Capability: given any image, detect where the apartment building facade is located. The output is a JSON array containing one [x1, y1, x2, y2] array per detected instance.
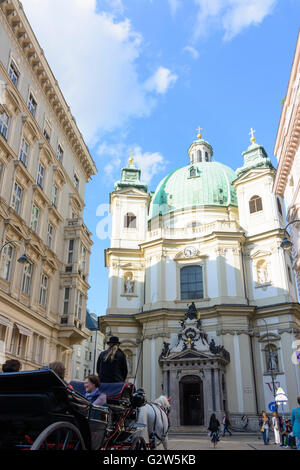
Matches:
[[0, 0, 97, 380]]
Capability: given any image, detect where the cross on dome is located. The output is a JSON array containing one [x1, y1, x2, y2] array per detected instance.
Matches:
[[249, 127, 256, 144], [196, 126, 203, 139]]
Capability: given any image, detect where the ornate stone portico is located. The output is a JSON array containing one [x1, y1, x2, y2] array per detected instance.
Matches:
[[159, 304, 230, 427]]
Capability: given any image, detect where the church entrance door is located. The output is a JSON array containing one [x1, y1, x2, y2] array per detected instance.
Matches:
[[179, 375, 204, 425]]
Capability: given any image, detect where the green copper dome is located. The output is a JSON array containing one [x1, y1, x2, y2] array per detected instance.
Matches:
[[149, 161, 238, 219]]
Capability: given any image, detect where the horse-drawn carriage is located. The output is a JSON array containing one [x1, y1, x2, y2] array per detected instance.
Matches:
[[0, 368, 148, 450]]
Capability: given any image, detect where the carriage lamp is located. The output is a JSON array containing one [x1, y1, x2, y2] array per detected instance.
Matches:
[[0, 240, 30, 265]]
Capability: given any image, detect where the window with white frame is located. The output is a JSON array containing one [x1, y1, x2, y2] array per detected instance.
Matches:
[[9, 60, 20, 87], [10, 325, 27, 357], [19, 138, 29, 167], [75, 290, 83, 320], [39, 274, 48, 308], [28, 92, 37, 117], [79, 244, 87, 272], [47, 223, 54, 249], [11, 182, 23, 214], [57, 144, 64, 162], [0, 244, 13, 281], [21, 262, 33, 296], [37, 163, 45, 189], [43, 119, 51, 142], [67, 239, 74, 264], [63, 287, 70, 315], [30, 205, 39, 232], [51, 185, 58, 207], [0, 112, 9, 140]]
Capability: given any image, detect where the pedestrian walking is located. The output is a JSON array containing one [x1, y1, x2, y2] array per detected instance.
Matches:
[[222, 413, 232, 436], [241, 414, 249, 431], [259, 411, 270, 445], [96, 336, 128, 383], [271, 411, 281, 445], [291, 396, 300, 450], [208, 413, 220, 448]]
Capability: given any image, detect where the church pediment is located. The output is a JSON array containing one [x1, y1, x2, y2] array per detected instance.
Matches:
[[234, 168, 274, 186], [164, 348, 212, 361], [113, 187, 148, 197], [251, 249, 271, 260]]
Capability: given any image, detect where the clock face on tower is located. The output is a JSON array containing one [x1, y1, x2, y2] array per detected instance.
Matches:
[[184, 246, 197, 258]]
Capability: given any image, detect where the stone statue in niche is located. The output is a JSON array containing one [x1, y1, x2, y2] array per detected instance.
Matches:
[[124, 279, 135, 294], [185, 302, 198, 320], [257, 262, 268, 284], [267, 349, 279, 372]]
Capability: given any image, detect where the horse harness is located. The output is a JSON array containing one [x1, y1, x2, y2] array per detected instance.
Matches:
[[148, 402, 170, 447]]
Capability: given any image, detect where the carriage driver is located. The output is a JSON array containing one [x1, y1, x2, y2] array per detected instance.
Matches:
[[96, 336, 128, 383]]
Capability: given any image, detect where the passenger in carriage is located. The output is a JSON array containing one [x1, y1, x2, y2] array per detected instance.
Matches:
[[96, 336, 128, 384], [84, 374, 106, 406], [2, 359, 21, 372]]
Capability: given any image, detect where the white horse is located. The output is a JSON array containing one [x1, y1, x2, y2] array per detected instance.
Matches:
[[137, 396, 170, 450]]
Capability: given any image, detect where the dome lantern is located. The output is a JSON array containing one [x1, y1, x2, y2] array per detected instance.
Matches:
[[188, 127, 213, 164]]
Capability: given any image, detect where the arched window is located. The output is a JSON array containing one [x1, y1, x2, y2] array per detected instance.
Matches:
[[124, 212, 136, 228], [190, 166, 196, 178], [249, 195, 263, 214], [197, 150, 202, 162], [277, 198, 283, 216], [265, 344, 279, 373], [180, 265, 203, 300], [205, 152, 209, 162]]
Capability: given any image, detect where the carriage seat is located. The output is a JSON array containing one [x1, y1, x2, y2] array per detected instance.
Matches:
[[69, 381, 135, 409]]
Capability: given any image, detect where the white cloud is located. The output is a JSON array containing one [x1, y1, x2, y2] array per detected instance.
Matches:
[[21, 0, 177, 143], [168, 0, 181, 17], [183, 46, 199, 60], [132, 146, 167, 184], [144, 67, 178, 94], [99, 142, 167, 185], [193, 0, 277, 41]]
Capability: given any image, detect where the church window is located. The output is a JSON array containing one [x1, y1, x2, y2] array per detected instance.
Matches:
[[124, 212, 136, 229], [180, 265, 203, 300], [205, 152, 209, 162], [277, 198, 283, 217], [190, 166, 196, 178], [249, 195, 263, 214], [197, 150, 202, 162], [265, 344, 279, 373]]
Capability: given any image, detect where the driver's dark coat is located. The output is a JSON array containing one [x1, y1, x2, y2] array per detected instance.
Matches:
[[96, 348, 128, 383]]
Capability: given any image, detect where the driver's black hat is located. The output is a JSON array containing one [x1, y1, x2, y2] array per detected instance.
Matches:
[[107, 336, 120, 345]]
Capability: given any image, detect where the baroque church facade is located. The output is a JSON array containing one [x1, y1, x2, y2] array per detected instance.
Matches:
[[99, 130, 300, 428]]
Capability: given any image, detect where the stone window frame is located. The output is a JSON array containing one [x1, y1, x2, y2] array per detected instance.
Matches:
[[11, 180, 23, 215], [39, 273, 49, 309], [124, 212, 137, 229], [43, 117, 52, 143], [19, 136, 30, 168], [175, 257, 208, 302], [0, 109, 10, 140], [249, 195, 263, 214], [8, 57, 20, 88], [0, 243, 14, 282], [27, 90, 38, 118]]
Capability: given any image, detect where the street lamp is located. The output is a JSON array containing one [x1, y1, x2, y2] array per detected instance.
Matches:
[[260, 317, 278, 413], [0, 240, 30, 265], [280, 220, 300, 251]]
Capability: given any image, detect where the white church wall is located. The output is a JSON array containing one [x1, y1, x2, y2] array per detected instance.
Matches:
[[206, 252, 219, 299], [225, 249, 237, 297], [165, 257, 177, 301]]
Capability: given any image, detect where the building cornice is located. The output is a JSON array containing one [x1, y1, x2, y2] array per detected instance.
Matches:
[[273, 32, 300, 196], [0, 0, 97, 179]]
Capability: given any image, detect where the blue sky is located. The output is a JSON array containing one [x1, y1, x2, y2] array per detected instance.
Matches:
[[22, 0, 300, 316]]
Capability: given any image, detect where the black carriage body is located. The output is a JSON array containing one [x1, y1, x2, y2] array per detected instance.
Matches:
[[0, 369, 109, 450]]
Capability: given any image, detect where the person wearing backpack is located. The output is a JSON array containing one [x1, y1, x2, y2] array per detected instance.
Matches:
[[291, 396, 300, 450]]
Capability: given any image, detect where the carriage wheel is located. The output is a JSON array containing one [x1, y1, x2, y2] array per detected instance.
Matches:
[[30, 421, 86, 450], [129, 436, 147, 450]]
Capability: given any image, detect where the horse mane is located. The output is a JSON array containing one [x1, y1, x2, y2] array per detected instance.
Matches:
[[154, 395, 170, 409]]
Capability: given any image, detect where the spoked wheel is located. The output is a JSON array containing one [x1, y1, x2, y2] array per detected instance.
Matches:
[[30, 421, 86, 450], [129, 436, 147, 450]]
